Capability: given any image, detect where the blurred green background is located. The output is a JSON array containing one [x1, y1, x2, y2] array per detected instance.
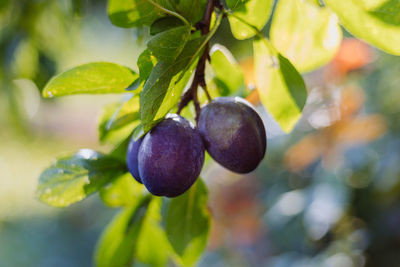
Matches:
[[1, 0, 400, 266]]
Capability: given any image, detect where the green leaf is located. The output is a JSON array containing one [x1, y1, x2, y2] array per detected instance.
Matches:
[[107, 0, 175, 28], [127, 79, 142, 91], [133, 124, 146, 141], [98, 95, 140, 142], [36, 149, 126, 207], [136, 198, 171, 267], [100, 173, 147, 207], [153, 66, 194, 120], [253, 39, 307, 132], [325, 0, 400, 55], [147, 25, 191, 62], [173, 0, 207, 24], [271, 0, 342, 73], [210, 44, 245, 93], [209, 78, 234, 97], [150, 16, 184, 35], [225, 0, 248, 10], [164, 179, 211, 266], [95, 196, 152, 267], [42, 62, 138, 98], [140, 37, 205, 132], [109, 132, 134, 161], [138, 49, 158, 82], [228, 0, 273, 40]]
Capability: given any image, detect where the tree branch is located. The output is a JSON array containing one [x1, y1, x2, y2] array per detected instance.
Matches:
[[177, 0, 219, 121]]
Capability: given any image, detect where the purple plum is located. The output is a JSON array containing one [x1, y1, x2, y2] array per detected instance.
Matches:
[[138, 114, 205, 197], [126, 136, 143, 183], [198, 97, 267, 173]]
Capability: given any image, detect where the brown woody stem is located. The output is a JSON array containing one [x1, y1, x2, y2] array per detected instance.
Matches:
[[177, 0, 218, 121]]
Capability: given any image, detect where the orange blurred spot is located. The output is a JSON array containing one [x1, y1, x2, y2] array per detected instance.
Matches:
[[240, 58, 261, 105], [335, 38, 374, 72], [245, 89, 260, 105], [285, 114, 386, 172], [284, 134, 323, 172], [239, 58, 255, 88], [326, 38, 374, 81], [333, 115, 387, 145], [285, 83, 386, 172]]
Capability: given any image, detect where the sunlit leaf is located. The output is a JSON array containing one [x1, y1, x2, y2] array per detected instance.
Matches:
[[133, 123, 146, 141], [140, 37, 204, 132], [271, 0, 342, 72], [42, 62, 138, 98], [228, 0, 273, 40], [136, 198, 172, 267], [210, 44, 245, 93], [36, 149, 126, 207], [147, 26, 191, 62], [107, 0, 175, 28], [164, 179, 211, 266], [137, 49, 158, 82], [153, 65, 194, 120], [325, 0, 400, 55], [94, 196, 151, 267], [253, 39, 307, 132], [109, 132, 133, 162], [100, 173, 147, 207], [225, 0, 248, 11], [98, 95, 140, 142]]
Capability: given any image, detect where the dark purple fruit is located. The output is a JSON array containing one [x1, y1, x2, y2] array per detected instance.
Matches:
[[198, 97, 266, 173], [138, 114, 205, 197], [126, 136, 143, 183]]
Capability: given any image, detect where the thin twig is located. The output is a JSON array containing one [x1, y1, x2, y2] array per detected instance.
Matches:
[[192, 86, 201, 121], [177, 77, 197, 114], [177, 0, 219, 120]]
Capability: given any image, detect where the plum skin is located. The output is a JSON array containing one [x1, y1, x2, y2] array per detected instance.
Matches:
[[198, 97, 267, 173], [126, 137, 143, 183], [138, 114, 205, 197]]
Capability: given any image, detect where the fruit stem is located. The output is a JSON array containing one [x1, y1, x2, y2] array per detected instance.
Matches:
[[177, 0, 219, 121]]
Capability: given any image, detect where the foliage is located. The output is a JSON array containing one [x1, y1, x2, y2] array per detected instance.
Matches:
[[42, 62, 139, 97], [32, 0, 400, 266], [165, 179, 211, 266], [36, 149, 126, 207], [0, 0, 77, 129]]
